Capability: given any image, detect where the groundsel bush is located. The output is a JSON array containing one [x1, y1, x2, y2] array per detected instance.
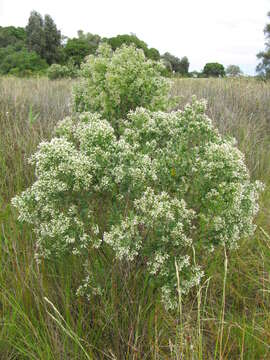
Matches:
[[72, 43, 172, 131], [12, 98, 263, 309]]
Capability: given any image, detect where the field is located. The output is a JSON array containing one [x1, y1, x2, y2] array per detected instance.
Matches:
[[1, 76, 270, 359]]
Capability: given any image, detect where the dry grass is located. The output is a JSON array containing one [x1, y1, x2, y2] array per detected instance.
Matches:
[[173, 78, 270, 179], [1, 76, 270, 359]]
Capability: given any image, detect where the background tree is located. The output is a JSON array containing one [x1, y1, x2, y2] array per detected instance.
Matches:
[[26, 10, 45, 58], [0, 25, 47, 76], [0, 48, 47, 75], [43, 14, 61, 64], [1, 10, 184, 76], [106, 34, 148, 52], [162, 52, 180, 72], [64, 30, 100, 65], [162, 57, 173, 73], [105, 34, 160, 61], [179, 56, 190, 75], [146, 47, 160, 61], [203, 62, 225, 77], [77, 30, 101, 48], [226, 64, 242, 77], [256, 11, 270, 78], [162, 52, 189, 75], [0, 26, 26, 48], [26, 11, 62, 65]]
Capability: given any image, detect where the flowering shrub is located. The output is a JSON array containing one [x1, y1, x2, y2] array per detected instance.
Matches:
[[12, 99, 263, 309], [72, 43, 172, 131]]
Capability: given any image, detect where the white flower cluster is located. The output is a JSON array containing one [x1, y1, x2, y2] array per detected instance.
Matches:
[[12, 98, 263, 308], [12, 46, 263, 309], [72, 43, 173, 131]]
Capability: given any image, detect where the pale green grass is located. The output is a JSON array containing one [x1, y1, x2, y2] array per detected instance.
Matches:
[[1, 77, 270, 359]]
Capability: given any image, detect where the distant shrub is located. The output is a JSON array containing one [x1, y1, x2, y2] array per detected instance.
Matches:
[[106, 34, 148, 53], [0, 48, 48, 76], [105, 34, 160, 61], [189, 71, 201, 78], [146, 47, 160, 61], [47, 64, 68, 79], [203, 62, 225, 77], [12, 98, 263, 309], [162, 52, 190, 75], [226, 65, 242, 77], [72, 43, 172, 130], [47, 63, 79, 80]]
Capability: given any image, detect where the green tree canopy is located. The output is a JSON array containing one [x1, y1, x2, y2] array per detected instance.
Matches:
[[0, 24, 47, 76], [162, 52, 190, 75], [146, 47, 160, 61], [0, 47, 47, 75], [26, 10, 45, 58], [106, 34, 148, 52], [26, 10, 61, 65], [179, 56, 190, 75], [203, 62, 225, 77], [63, 30, 100, 65], [43, 14, 61, 64], [105, 34, 160, 61], [64, 38, 88, 65], [0, 26, 26, 48], [77, 30, 101, 46]]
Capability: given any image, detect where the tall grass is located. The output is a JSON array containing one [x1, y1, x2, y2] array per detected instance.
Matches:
[[173, 78, 270, 179], [1, 76, 270, 359]]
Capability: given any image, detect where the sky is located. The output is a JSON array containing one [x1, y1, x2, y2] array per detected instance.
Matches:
[[0, 0, 269, 75]]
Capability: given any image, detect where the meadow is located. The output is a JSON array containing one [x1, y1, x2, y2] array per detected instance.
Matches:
[[1, 76, 270, 359]]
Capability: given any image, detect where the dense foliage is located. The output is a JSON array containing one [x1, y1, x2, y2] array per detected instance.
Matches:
[[203, 62, 225, 77], [43, 14, 62, 65], [63, 31, 101, 66], [106, 34, 160, 61], [72, 44, 172, 127], [47, 62, 79, 79], [162, 52, 190, 75], [0, 26, 26, 48], [0, 13, 60, 75], [0, 48, 47, 76], [12, 46, 263, 309], [0, 11, 190, 77], [25, 11, 45, 58], [0, 25, 47, 76], [26, 11, 61, 65]]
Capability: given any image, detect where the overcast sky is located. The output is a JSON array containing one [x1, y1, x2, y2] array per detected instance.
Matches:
[[0, 0, 269, 74]]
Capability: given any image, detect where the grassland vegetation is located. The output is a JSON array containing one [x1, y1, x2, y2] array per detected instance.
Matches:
[[0, 45, 269, 358]]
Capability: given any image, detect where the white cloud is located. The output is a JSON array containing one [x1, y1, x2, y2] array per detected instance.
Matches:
[[0, 0, 269, 74]]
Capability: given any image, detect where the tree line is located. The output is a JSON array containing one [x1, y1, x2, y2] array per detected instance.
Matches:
[[1, 9, 258, 78], [0, 10, 190, 77]]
